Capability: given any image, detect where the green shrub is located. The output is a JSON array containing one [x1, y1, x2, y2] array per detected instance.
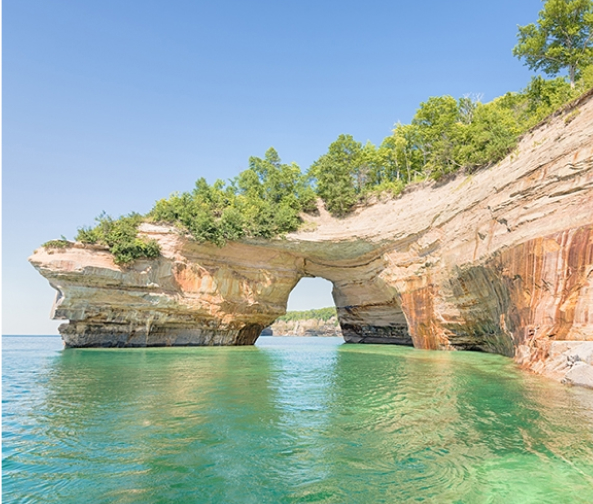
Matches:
[[372, 179, 406, 197], [42, 238, 71, 249], [149, 148, 316, 245], [76, 226, 100, 244], [75, 213, 161, 265], [309, 135, 361, 216], [457, 98, 523, 169]]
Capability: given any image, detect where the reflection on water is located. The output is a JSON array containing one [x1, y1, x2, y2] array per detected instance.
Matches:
[[327, 345, 593, 503], [3, 336, 593, 503]]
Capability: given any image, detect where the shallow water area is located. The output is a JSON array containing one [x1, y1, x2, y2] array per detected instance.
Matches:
[[3, 335, 593, 503]]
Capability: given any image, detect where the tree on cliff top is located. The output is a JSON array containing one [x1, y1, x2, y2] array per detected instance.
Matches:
[[309, 134, 361, 216], [513, 0, 593, 88], [149, 147, 316, 245]]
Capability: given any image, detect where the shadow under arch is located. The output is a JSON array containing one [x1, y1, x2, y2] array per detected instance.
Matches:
[[303, 256, 414, 346], [262, 260, 414, 346]]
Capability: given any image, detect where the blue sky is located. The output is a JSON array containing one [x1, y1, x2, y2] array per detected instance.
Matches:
[[4, 0, 543, 334]]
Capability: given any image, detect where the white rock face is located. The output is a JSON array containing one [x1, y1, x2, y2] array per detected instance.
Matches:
[[532, 341, 593, 389], [30, 91, 593, 387], [267, 317, 342, 337], [564, 362, 593, 389]]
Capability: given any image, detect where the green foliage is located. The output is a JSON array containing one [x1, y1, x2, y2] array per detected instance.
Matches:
[[411, 95, 464, 179], [309, 135, 361, 216], [76, 213, 161, 265], [308, 71, 590, 215], [513, 0, 593, 87], [524, 75, 576, 123], [457, 97, 524, 168], [42, 238, 71, 249], [371, 178, 406, 197], [278, 307, 338, 324], [579, 62, 593, 88], [150, 148, 316, 245], [381, 123, 424, 183], [67, 70, 590, 254]]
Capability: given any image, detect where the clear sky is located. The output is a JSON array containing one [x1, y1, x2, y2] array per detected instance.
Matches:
[[3, 0, 544, 334]]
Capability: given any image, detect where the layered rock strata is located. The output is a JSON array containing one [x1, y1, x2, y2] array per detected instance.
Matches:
[[265, 317, 342, 337], [30, 91, 593, 386]]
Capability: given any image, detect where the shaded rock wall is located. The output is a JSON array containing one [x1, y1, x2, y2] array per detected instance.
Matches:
[[30, 91, 593, 386]]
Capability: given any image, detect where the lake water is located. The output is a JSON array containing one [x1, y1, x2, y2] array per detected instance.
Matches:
[[3, 335, 593, 503]]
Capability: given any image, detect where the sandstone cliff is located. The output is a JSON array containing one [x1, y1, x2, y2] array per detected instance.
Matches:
[[30, 90, 593, 387], [265, 316, 342, 337]]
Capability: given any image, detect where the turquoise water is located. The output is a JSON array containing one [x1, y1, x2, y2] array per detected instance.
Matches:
[[3, 336, 593, 503]]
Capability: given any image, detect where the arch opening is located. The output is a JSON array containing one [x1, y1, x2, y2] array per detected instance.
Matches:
[[287, 277, 335, 312], [261, 276, 341, 338], [258, 264, 416, 346]]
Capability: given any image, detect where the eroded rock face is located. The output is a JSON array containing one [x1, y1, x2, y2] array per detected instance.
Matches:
[[30, 238, 304, 347], [30, 91, 593, 386]]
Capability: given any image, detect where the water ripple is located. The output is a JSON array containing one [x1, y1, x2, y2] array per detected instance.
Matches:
[[3, 336, 593, 503]]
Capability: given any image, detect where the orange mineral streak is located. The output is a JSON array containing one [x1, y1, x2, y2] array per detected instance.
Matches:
[[499, 226, 593, 347], [399, 280, 441, 350], [173, 263, 215, 295]]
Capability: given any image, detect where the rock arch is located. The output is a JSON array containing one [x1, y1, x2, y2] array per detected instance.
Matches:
[[33, 236, 419, 348], [29, 93, 593, 388]]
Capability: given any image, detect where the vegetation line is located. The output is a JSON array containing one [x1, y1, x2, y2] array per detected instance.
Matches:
[[277, 307, 338, 323]]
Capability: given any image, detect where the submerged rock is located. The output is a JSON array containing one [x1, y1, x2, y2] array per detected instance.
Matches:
[[30, 91, 593, 387]]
